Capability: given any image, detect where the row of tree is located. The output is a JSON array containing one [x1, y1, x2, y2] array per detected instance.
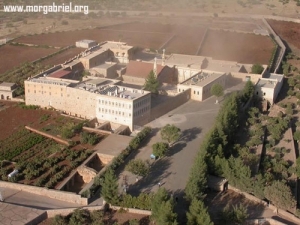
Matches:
[[184, 81, 256, 224]]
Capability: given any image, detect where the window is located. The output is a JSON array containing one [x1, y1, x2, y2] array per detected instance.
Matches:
[[197, 91, 199, 95], [194, 90, 196, 94]]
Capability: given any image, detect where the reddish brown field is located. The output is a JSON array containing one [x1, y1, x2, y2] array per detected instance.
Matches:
[[0, 45, 56, 74], [0, 101, 48, 140], [267, 19, 300, 49], [199, 29, 274, 64], [16, 26, 171, 49], [165, 26, 206, 55], [40, 47, 83, 67]]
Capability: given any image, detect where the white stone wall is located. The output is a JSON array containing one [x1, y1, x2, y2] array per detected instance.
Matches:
[[96, 95, 134, 130], [177, 67, 201, 83]]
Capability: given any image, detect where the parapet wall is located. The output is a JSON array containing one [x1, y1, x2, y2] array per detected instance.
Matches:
[[0, 181, 88, 205], [228, 185, 300, 224]]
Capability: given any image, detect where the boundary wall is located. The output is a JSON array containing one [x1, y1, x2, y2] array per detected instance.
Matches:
[[0, 181, 88, 205]]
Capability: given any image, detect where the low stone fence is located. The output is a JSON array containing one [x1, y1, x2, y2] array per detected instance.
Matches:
[[0, 181, 88, 205], [25, 125, 69, 146], [228, 185, 300, 224], [245, 218, 287, 225], [83, 126, 112, 135], [228, 185, 268, 206], [46, 205, 105, 218], [110, 205, 152, 216]]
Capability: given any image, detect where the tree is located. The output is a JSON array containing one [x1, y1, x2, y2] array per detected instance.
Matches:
[[242, 80, 254, 101], [210, 83, 224, 103], [144, 70, 159, 94], [288, 78, 296, 87], [185, 153, 207, 202], [69, 209, 91, 225], [293, 131, 300, 142], [125, 159, 150, 176], [296, 157, 300, 178], [151, 188, 178, 225], [220, 204, 248, 225], [264, 180, 296, 211], [251, 64, 264, 74], [152, 142, 169, 158], [186, 199, 213, 225], [101, 169, 119, 205], [160, 124, 181, 146]]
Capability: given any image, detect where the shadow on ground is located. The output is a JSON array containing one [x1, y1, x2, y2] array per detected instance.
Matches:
[[128, 157, 173, 195]]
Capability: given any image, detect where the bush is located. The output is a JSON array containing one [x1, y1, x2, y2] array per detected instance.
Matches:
[[251, 64, 264, 74], [152, 142, 169, 158], [80, 131, 99, 145], [129, 127, 152, 150], [125, 159, 150, 177]]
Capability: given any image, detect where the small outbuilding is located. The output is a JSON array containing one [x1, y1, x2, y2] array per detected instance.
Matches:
[[76, 40, 97, 49], [207, 175, 228, 192], [0, 82, 17, 100]]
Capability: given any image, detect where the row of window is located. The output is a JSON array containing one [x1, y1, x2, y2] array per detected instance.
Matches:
[[99, 99, 132, 108], [98, 108, 132, 117], [134, 98, 149, 108], [133, 106, 149, 117]]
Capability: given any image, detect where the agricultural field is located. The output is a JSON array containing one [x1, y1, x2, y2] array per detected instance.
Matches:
[[0, 128, 93, 189], [0, 44, 56, 74], [164, 26, 207, 55], [199, 29, 275, 64], [15, 26, 172, 49], [40, 47, 83, 67], [267, 19, 300, 50]]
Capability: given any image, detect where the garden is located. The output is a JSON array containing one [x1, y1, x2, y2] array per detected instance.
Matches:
[[0, 127, 94, 189]]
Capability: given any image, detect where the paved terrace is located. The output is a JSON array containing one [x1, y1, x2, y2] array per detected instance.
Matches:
[[181, 71, 224, 86]]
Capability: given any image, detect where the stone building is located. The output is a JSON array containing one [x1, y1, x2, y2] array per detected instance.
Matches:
[[177, 71, 226, 101], [24, 76, 151, 131], [255, 73, 284, 105], [0, 82, 17, 100], [76, 40, 97, 48], [122, 59, 176, 86]]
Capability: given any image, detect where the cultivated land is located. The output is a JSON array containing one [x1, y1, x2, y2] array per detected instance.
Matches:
[[0, 44, 56, 74], [199, 29, 275, 64], [40, 47, 83, 67], [0, 101, 99, 189], [267, 19, 300, 51]]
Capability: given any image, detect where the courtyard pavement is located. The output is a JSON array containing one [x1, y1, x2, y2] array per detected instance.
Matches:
[[117, 82, 246, 196]]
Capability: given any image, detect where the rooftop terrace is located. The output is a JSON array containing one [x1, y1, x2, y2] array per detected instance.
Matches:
[[28, 77, 72, 86], [165, 54, 205, 68], [257, 78, 278, 88], [75, 79, 148, 99], [182, 72, 225, 87]]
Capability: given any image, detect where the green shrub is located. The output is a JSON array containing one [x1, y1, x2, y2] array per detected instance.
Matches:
[[125, 159, 150, 177]]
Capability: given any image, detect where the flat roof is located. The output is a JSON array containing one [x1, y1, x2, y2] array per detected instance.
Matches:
[[257, 78, 277, 89], [0, 82, 15, 87], [28, 77, 72, 86], [100, 41, 133, 50], [181, 72, 224, 87], [269, 73, 284, 82], [85, 78, 109, 86], [202, 60, 244, 73], [75, 79, 148, 99], [165, 54, 205, 67], [80, 48, 108, 60], [93, 134, 132, 157], [93, 62, 116, 69], [77, 39, 96, 43]]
